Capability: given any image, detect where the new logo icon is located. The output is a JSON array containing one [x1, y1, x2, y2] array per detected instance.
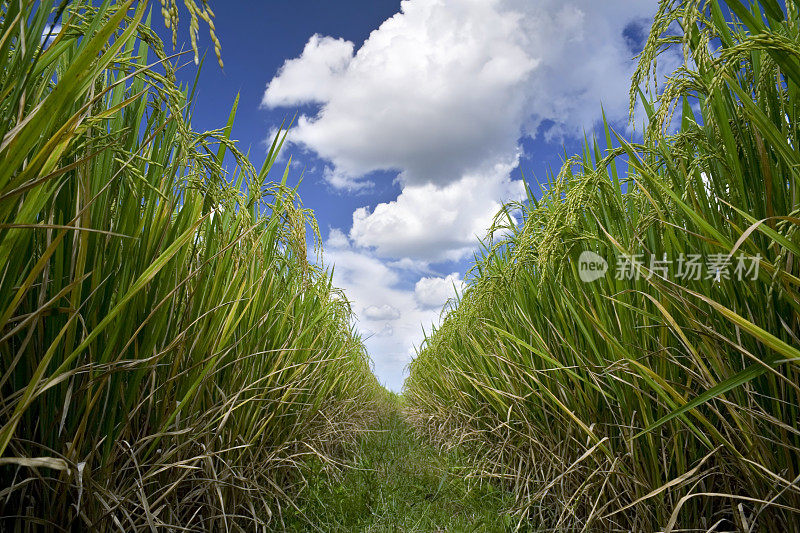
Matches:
[[578, 251, 608, 282]]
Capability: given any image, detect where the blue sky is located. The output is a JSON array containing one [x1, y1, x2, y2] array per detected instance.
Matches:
[[155, 0, 666, 391]]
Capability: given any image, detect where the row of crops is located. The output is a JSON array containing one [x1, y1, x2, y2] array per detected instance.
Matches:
[[0, 1, 384, 529], [406, 1, 800, 530]]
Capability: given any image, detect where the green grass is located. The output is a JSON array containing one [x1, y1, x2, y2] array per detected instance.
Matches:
[[283, 404, 516, 532]]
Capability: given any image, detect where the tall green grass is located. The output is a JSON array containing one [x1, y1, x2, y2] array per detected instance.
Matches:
[[407, 0, 800, 530], [0, 1, 381, 529]]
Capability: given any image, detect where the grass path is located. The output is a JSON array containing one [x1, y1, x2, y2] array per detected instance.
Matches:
[[283, 410, 516, 532]]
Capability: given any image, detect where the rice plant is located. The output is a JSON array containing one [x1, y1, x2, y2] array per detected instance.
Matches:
[[0, 1, 381, 529], [406, 0, 800, 530]]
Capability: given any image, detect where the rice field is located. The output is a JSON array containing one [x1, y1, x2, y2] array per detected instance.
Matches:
[[406, 0, 800, 530], [0, 1, 383, 529], [3, 0, 800, 531]]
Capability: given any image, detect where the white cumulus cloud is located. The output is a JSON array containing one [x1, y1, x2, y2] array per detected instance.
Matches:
[[264, 0, 658, 264], [264, 0, 658, 189], [414, 273, 465, 309], [350, 171, 524, 262], [321, 245, 444, 391], [262, 35, 354, 107], [326, 227, 351, 249], [363, 304, 402, 321]]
